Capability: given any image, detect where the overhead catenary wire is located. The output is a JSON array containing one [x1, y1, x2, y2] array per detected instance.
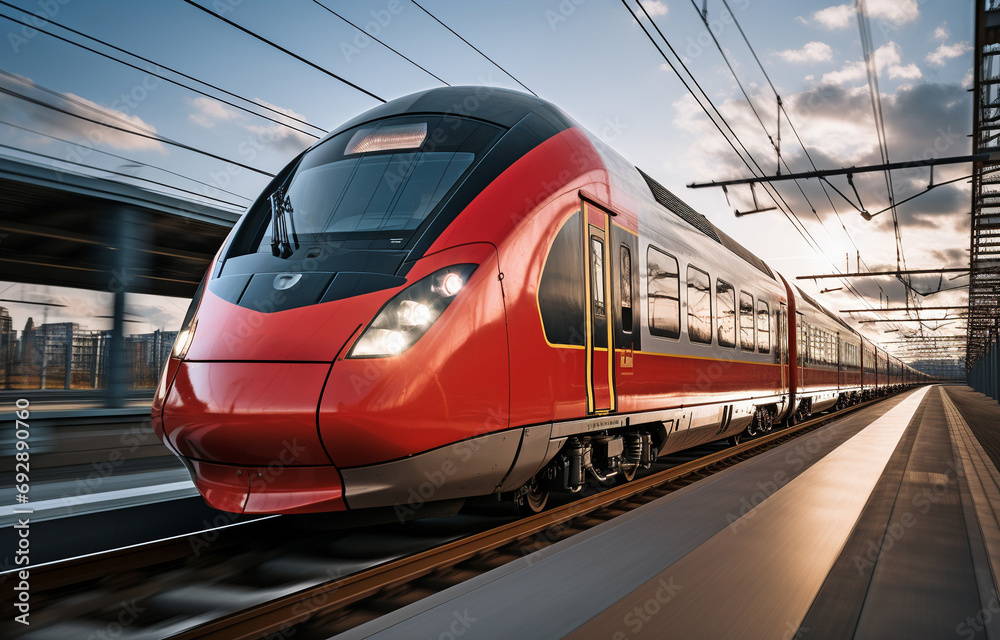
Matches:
[[181, 0, 386, 103], [0, 85, 275, 177], [410, 1, 537, 97], [0, 119, 253, 201], [708, 0, 916, 333], [312, 0, 450, 86], [856, 0, 919, 332], [684, 0, 829, 231], [0, 68, 163, 137], [0, 8, 325, 140], [715, 0, 895, 311], [626, 0, 877, 316]]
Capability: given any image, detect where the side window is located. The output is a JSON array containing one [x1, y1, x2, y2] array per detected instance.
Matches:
[[591, 236, 605, 317], [687, 266, 712, 345], [757, 300, 770, 354], [537, 211, 585, 346], [716, 279, 736, 348], [740, 291, 755, 351], [647, 246, 680, 339], [621, 245, 632, 333]]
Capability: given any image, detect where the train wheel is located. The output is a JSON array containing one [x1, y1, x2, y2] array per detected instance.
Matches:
[[761, 410, 773, 434], [746, 411, 761, 438], [515, 476, 549, 516], [729, 431, 743, 446]]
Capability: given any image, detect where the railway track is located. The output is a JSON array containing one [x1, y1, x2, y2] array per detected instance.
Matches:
[[2, 394, 903, 640]]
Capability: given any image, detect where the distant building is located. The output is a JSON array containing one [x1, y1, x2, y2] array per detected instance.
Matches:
[[35, 322, 107, 388], [0, 306, 13, 353], [19, 316, 35, 363], [126, 330, 177, 385]]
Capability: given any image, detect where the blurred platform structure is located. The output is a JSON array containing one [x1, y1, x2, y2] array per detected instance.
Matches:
[[0, 156, 237, 406], [969, 0, 1000, 401], [341, 386, 1000, 640]]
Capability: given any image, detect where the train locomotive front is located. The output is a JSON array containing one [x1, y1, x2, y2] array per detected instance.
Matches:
[[152, 87, 605, 516]]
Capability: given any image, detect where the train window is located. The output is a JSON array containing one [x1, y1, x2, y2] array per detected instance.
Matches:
[[591, 236, 605, 317], [242, 116, 500, 256], [621, 246, 632, 332], [537, 212, 585, 347], [687, 266, 712, 345], [740, 292, 755, 351], [797, 320, 806, 364], [647, 247, 680, 339], [716, 280, 736, 348], [757, 300, 770, 354]]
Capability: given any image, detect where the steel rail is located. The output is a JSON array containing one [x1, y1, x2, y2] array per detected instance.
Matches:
[[167, 392, 912, 640]]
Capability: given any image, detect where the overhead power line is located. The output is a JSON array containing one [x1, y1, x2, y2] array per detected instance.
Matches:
[[717, 0, 894, 311], [0, 85, 275, 177], [312, 0, 449, 86], [0, 119, 252, 201], [625, 0, 879, 318], [182, 0, 386, 103], [411, 1, 537, 96], [0, 7, 325, 139], [856, 0, 917, 332]]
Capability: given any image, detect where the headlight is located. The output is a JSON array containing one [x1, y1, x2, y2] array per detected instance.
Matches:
[[171, 321, 197, 359], [348, 264, 477, 358], [171, 275, 206, 360]]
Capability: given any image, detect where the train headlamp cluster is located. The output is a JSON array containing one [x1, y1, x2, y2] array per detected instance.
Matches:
[[349, 264, 477, 358], [171, 320, 197, 359], [171, 278, 204, 361]]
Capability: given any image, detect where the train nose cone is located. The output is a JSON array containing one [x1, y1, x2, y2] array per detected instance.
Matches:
[[161, 361, 333, 466]]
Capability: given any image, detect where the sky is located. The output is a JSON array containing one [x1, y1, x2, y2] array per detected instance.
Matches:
[[0, 0, 975, 365]]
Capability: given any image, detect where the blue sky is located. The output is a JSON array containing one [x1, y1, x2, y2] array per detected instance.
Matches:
[[0, 0, 975, 362]]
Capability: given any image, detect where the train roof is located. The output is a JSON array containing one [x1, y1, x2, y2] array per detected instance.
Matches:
[[330, 87, 786, 285], [794, 284, 855, 333], [636, 169, 776, 280], [324, 86, 574, 140]]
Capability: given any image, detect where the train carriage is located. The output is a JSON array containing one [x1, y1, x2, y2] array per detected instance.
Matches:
[[153, 87, 919, 517]]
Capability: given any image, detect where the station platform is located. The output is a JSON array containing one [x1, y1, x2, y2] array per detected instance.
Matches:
[[339, 386, 1000, 640]]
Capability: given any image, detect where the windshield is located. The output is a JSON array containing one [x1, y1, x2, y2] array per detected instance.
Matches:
[[249, 115, 500, 254]]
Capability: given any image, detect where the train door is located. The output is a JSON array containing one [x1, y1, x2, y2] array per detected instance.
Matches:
[[778, 303, 788, 392], [584, 202, 615, 414]]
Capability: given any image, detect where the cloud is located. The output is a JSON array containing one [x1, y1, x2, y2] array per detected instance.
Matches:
[[0, 73, 166, 153], [865, 0, 920, 26], [821, 41, 921, 86], [812, 0, 919, 29], [934, 23, 949, 40], [670, 80, 971, 305], [813, 4, 853, 29], [640, 0, 668, 17], [244, 99, 315, 153], [183, 96, 314, 153], [187, 97, 241, 128], [888, 63, 922, 80], [776, 41, 833, 64], [926, 41, 972, 67]]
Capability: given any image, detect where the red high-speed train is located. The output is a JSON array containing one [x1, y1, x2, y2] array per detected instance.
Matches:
[[152, 87, 928, 517]]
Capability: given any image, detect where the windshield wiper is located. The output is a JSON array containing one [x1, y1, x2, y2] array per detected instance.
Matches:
[[269, 187, 298, 259]]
